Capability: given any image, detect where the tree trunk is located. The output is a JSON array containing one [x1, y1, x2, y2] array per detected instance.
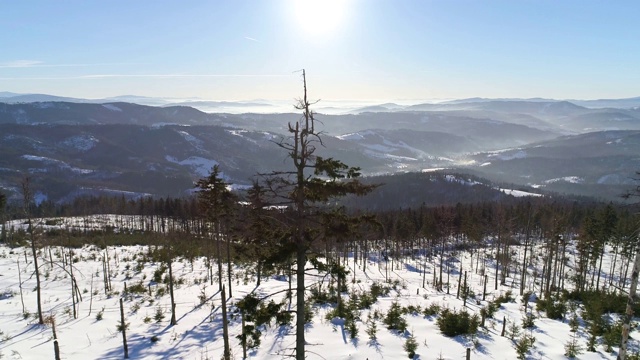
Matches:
[[169, 259, 177, 326], [216, 222, 224, 291], [596, 247, 605, 291], [119, 298, 129, 359], [17, 259, 25, 314], [226, 223, 233, 298], [618, 244, 640, 360], [221, 285, 231, 360], [520, 212, 531, 296], [28, 218, 44, 324]]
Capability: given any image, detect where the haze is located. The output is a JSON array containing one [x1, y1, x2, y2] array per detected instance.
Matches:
[[2, 0, 639, 102]]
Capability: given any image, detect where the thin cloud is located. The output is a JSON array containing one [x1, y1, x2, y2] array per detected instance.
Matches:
[[81, 74, 287, 79], [0, 60, 44, 68], [0, 60, 145, 69], [0, 74, 290, 80], [244, 36, 260, 42]]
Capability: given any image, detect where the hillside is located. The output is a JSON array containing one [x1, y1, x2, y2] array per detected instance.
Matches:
[[1, 100, 640, 203]]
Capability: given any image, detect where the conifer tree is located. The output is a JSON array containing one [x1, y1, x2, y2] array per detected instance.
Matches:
[[0, 191, 6, 242], [269, 70, 377, 360], [196, 165, 235, 359]]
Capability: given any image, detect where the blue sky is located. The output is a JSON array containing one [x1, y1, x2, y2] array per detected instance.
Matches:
[[1, 0, 639, 101]]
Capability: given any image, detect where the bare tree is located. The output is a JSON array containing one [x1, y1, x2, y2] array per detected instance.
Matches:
[[22, 176, 44, 324]]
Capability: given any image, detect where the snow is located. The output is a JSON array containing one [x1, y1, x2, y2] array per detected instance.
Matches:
[[337, 132, 365, 141], [21, 155, 94, 174], [102, 104, 122, 112], [489, 150, 527, 161], [62, 135, 99, 152], [165, 155, 218, 177], [499, 188, 543, 197], [176, 130, 204, 151], [445, 174, 482, 186], [598, 174, 622, 185], [545, 176, 584, 184], [0, 216, 633, 360], [226, 129, 258, 144], [421, 168, 446, 173], [151, 123, 185, 128], [31, 102, 56, 109], [33, 191, 48, 205]]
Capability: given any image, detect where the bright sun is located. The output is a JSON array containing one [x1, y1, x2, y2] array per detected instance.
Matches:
[[292, 0, 347, 36]]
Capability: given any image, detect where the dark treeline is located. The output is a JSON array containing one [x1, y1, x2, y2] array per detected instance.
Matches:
[[5, 194, 201, 221], [6, 190, 633, 244]]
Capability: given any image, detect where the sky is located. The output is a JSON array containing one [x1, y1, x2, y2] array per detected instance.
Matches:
[[1, 0, 639, 102]]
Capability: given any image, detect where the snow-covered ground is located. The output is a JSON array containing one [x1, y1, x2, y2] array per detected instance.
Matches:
[[0, 218, 634, 359]]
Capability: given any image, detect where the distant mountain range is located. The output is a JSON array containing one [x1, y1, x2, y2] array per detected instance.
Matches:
[[1, 94, 640, 205]]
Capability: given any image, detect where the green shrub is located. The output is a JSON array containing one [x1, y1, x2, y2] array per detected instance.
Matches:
[[347, 318, 358, 339], [153, 265, 167, 283], [236, 324, 261, 350], [495, 290, 514, 305], [515, 334, 536, 360], [276, 310, 293, 326], [384, 302, 408, 333], [436, 309, 479, 337], [127, 281, 146, 294], [366, 318, 378, 341], [569, 313, 579, 332], [564, 334, 582, 358], [95, 307, 104, 321], [404, 332, 418, 358], [308, 286, 337, 305], [521, 313, 535, 329], [485, 301, 499, 318], [603, 321, 623, 353], [423, 303, 441, 317], [370, 282, 391, 299], [154, 306, 165, 322], [536, 295, 566, 320], [566, 290, 636, 315]]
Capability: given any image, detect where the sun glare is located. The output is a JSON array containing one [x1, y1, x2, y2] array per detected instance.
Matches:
[[292, 0, 347, 36]]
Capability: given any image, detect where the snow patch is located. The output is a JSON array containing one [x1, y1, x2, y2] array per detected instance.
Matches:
[[499, 188, 542, 197], [62, 135, 99, 151], [177, 130, 204, 150], [545, 176, 584, 184], [102, 104, 122, 112], [33, 191, 48, 205], [597, 174, 621, 184], [165, 155, 218, 177], [445, 175, 482, 186], [489, 150, 527, 160], [337, 132, 365, 141], [152, 122, 185, 128], [22, 155, 94, 174]]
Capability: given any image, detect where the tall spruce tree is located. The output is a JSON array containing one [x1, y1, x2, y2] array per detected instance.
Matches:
[[196, 165, 234, 359], [278, 70, 375, 360], [618, 175, 640, 360], [270, 70, 376, 360], [0, 191, 6, 242]]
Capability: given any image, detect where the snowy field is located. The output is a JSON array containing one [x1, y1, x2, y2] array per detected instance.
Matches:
[[0, 216, 636, 359]]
